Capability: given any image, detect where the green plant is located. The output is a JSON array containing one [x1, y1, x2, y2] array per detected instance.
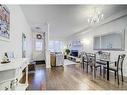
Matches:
[[65, 49, 70, 55]]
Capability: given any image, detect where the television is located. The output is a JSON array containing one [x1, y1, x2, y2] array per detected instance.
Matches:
[[71, 50, 78, 57]]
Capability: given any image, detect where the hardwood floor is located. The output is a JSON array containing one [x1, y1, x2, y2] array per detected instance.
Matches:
[[46, 64, 127, 90], [21, 64, 46, 90], [21, 61, 127, 90]]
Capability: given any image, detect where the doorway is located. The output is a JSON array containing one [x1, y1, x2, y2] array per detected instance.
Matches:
[[32, 31, 46, 65]]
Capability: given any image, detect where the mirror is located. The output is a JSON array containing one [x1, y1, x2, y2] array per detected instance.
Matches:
[[93, 30, 125, 51]]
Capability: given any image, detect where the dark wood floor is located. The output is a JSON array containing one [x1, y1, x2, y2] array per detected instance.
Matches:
[[46, 64, 127, 90], [22, 62, 127, 90], [26, 64, 46, 90]]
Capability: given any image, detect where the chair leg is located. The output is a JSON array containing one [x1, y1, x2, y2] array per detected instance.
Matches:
[[92, 67, 96, 78], [82, 62, 84, 69], [86, 64, 88, 73], [90, 66, 93, 72], [121, 69, 124, 82], [114, 71, 116, 79], [100, 66, 102, 76], [103, 68, 105, 78], [92, 67, 95, 80], [94, 67, 96, 78], [117, 71, 119, 85]]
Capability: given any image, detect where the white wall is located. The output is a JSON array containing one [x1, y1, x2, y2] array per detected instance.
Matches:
[[67, 15, 127, 77], [45, 24, 50, 68], [0, 5, 32, 61]]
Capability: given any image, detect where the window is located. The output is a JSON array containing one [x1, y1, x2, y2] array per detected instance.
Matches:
[[35, 41, 43, 51], [49, 41, 64, 52]]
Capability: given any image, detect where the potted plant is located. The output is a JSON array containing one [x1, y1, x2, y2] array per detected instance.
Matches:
[[64, 49, 70, 59]]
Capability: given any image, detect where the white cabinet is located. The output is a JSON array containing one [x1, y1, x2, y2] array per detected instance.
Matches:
[[0, 58, 29, 90], [56, 54, 64, 66]]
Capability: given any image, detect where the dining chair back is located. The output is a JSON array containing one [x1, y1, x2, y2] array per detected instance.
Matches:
[[87, 53, 96, 66], [100, 52, 110, 61], [117, 54, 126, 70], [82, 52, 94, 72]]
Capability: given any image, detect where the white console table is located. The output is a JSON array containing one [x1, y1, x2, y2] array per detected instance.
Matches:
[[67, 55, 81, 63], [0, 58, 30, 90]]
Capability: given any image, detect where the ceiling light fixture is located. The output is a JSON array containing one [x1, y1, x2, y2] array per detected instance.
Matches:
[[88, 7, 104, 24]]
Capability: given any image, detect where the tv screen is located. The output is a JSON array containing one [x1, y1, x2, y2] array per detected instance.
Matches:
[[71, 50, 78, 57]]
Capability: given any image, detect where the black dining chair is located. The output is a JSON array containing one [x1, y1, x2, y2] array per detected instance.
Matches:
[[82, 52, 91, 73], [82, 53, 102, 77], [103, 54, 126, 85], [88, 53, 102, 78]]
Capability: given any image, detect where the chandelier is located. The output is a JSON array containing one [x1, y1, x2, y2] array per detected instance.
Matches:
[[88, 7, 104, 24]]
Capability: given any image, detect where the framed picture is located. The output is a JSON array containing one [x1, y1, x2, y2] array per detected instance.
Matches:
[[0, 4, 10, 41]]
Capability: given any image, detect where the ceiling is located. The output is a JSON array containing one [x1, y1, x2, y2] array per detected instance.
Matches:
[[21, 5, 127, 40]]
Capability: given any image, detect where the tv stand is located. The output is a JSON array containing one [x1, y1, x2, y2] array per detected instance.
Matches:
[[67, 55, 81, 63]]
